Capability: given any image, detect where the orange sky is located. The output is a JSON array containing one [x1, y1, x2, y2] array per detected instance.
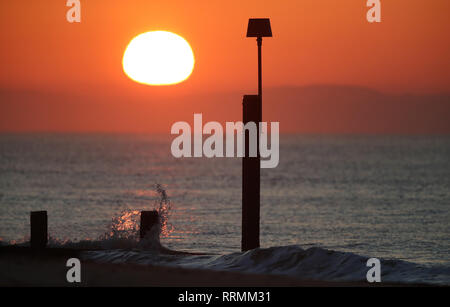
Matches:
[[0, 0, 449, 133]]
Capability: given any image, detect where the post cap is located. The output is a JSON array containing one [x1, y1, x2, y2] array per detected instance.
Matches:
[[246, 18, 272, 37]]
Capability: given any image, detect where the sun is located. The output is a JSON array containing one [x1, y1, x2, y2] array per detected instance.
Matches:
[[122, 31, 195, 86]]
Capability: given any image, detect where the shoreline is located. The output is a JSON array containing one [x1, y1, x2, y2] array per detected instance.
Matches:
[[0, 246, 433, 287]]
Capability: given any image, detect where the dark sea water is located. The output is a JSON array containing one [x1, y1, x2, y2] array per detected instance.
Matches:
[[1, 134, 449, 284]]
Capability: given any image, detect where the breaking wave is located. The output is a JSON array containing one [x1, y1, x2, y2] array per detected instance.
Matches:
[[79, 245, 450, 285]]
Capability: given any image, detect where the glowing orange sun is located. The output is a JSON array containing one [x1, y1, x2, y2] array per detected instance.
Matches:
[[122, 31, 195, 86]]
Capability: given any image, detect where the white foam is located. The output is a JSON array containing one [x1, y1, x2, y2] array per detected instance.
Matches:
[[80, 245, 450, 285]]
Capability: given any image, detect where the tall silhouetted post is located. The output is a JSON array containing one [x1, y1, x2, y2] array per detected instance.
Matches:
[[242, 95, 261, 251], [241, 19, 272, 251], [140, 210, 159, 239], [30, 211, 47, 249]]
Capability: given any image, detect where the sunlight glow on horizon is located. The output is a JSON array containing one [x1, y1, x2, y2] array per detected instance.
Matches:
[[122, 31, 195, 86]]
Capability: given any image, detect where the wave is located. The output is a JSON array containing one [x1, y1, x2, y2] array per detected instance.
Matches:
[[2, 230, 448, 285], [77, 243, 450, 285]]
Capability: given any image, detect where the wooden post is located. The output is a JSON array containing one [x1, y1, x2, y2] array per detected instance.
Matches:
[[242, 95, 261, 251], [140, 210, 159, 239], [30, 211, 47, 249]]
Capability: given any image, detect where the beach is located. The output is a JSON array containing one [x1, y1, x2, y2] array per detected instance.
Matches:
[[0, 246, 417, 287]]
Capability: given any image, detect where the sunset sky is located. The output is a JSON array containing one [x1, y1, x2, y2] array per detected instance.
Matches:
[[1, 0, 449, 133]]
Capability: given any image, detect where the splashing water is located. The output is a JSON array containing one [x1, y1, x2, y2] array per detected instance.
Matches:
[[0, 184, 175, 251], [99, 210, 141, 241], [97, 184, 174, 249], [154, 183, 173, 237]]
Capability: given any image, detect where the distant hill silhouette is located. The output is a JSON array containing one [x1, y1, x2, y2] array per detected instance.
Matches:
[[263, 85, 450, 134], [1, 85, 449, 134]]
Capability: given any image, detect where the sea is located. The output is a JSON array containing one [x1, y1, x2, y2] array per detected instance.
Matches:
[[0, 134, 449, 285]]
